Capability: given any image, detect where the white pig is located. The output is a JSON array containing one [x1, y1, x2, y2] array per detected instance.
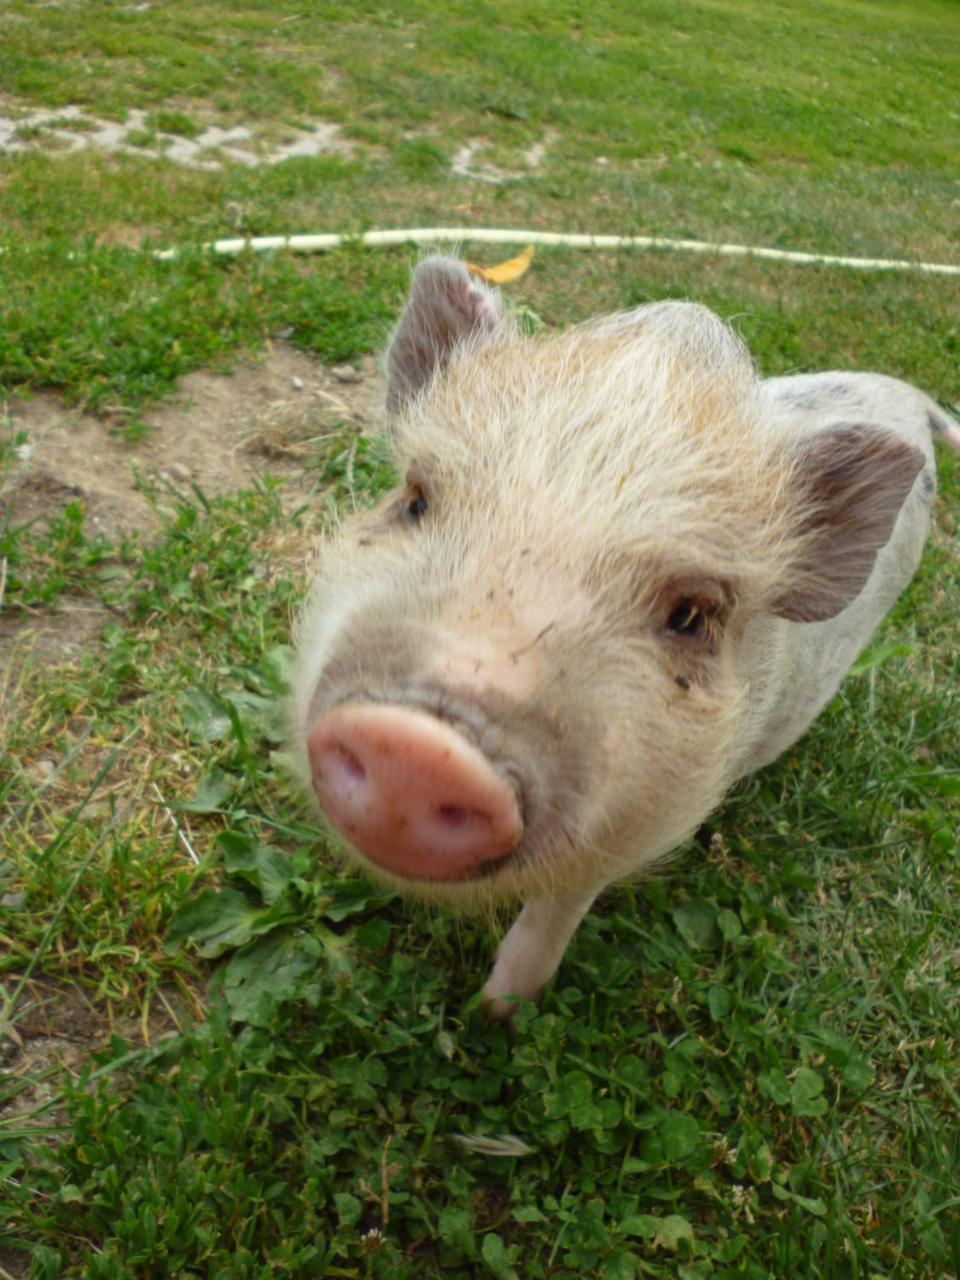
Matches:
[[291, 256, 957, 1018]]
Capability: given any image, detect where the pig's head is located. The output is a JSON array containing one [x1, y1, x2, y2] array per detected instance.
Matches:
[[291, 257, 923, 908]]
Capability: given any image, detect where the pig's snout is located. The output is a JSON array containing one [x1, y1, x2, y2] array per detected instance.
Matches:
[[306, 703, 523, 882]]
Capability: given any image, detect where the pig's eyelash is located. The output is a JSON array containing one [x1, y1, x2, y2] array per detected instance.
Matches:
[[664, 595, 724, 644], [666, 599, 707, 638]]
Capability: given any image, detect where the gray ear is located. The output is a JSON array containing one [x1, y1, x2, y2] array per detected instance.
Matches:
[[773, 425, 926, 622], [386, 256, 503, 415]]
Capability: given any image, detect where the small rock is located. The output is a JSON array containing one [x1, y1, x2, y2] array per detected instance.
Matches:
[[1, 892, 26, 909], [331, 363, 362, 384], [35, 759, 56, 778], [167, 462, 191, 483], [291, 376, 304, 391]]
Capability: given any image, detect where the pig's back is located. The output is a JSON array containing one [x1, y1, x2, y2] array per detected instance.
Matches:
[[732, 372, 938, 777]]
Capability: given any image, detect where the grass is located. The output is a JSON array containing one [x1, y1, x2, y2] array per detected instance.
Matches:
[[0, 0, 958, 425], [1, 1, 959, 1276]]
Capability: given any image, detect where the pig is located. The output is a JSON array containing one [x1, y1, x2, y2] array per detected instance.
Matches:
[[291, 256, 958, 1019]]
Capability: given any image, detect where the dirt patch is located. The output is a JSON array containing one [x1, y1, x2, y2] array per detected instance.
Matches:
[[3, 342, 384, 540], [0, 597, 111, 667], [0, 343, 385, 672], [0, 100, 356, 170], [1, 977, 182, 1117], [450, 134, 558, 184]]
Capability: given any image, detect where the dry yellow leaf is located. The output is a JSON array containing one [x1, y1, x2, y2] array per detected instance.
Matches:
[[466, 244, 535, 285]]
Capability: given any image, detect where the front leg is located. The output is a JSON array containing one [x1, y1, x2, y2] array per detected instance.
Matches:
[[482, 890, 598, 1020]]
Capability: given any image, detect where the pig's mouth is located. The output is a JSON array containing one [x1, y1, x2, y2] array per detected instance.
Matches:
[[304, 685, 557, 886]]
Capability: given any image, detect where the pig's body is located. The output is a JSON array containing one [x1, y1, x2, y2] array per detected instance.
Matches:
[[729, 371, 937, 775], [291, 258, 955, 1017]]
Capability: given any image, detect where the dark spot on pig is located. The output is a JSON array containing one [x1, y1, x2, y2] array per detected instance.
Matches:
[[510, 622, 555, 663], [781, 381, 857, 412], [675, 673, 691, 690], [928, 408, 953, 440], [919, 470, 935, 501]]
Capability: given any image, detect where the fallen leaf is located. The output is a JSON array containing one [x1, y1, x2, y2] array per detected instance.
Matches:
[[466, 244, 534, 284]]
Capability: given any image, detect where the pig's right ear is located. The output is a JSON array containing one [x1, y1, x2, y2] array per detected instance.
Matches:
[[772, 425, 925, 622], [386, 257, 503, 415]]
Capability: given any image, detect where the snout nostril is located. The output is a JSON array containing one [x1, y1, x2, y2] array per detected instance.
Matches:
[[435, 803, 485, 829], [335, 743, 366, 784]]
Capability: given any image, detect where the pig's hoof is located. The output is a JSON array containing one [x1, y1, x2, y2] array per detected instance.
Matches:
[[482, 991, 521, 1023], [480, 976, 540, 1023]]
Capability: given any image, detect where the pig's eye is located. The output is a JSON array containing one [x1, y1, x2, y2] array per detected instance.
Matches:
[[662, 584, 728, 646], [666, 598, 709, 640], [404, 485, 428, 523]]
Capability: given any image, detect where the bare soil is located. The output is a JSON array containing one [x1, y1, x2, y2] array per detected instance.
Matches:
[[4, 341, 383, 537], [0, 100, 357, 171], [1, 342, 385, 663]]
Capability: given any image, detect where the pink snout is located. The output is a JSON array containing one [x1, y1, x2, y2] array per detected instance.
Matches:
[[306, 703, 523, 881]]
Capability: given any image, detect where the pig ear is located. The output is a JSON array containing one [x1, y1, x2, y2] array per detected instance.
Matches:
[[386, 256, 503, 415], [772, 426, 925, 622]]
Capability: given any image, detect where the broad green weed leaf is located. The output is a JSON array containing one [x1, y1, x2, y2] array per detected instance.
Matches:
[[841, 1054, 875, 1091], [707, 986, 733, 1020], [746, 1141, 775, 1182], [545, 1070, 602, 1130], [438, 1205, 476, 1254], [223, 928, 322, 1024], [261, 644, 293, 692], [512, 1205, 546, 1224], [811, 1028, 875, 1091], [673, 899, 720, 950], [849, 640, 915, 675], [218, 830, 295, 904], [333, 1192, 362, 1228], [916, 1213, 948, 1263], [355, 916, 391, 950], [757, 1068, 791, 1106], [180, 688, 232, 742], [620, 1214, 659, 1239], [165, 887, 297, 957], [604, 1250, 639, 1280], [480, 1231, 517, 1278], [653, 1214, 695, 1252], [716, 908, 742, 941], [790, 1067, 828, 1117], [180, 767, 236, 814], [660, 1112, 700, 1161], [321, 876, 395, 921]]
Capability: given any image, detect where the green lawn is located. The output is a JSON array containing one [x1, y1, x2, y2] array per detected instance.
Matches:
[[1, 2, 958, 1276]]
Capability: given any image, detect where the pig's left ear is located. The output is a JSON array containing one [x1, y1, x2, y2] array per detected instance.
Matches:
[[386, 257, 503, 415], [772, 426, 926, 622]]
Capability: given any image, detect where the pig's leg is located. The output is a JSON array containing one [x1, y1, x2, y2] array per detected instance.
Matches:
[[482, 890, 598, 1019]]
